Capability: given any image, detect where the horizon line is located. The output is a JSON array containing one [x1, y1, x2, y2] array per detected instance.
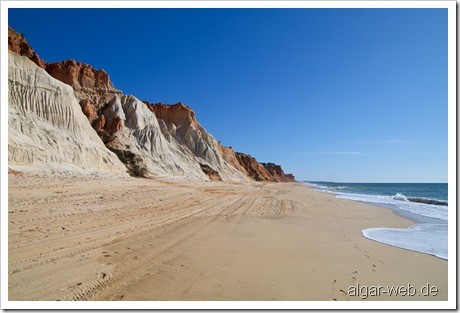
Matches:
[[302, 180, 448, 184]]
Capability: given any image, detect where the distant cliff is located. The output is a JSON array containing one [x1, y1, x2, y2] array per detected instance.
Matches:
[[234, 153, 295, 182], [8, 26, 295, 182]]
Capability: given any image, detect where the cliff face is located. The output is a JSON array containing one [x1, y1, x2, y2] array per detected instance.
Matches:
[[46, 60, 114, 92], [147, 102, 247, 181], [234, 153, 277, 182], [8, 26, 46, 69], [99, 95, 211, 179], [46, 60, 121, 110], [8, 26, 296, 182], [8, 51, 128, 176], [232, 154, 296, 182], [217, 145, 250, 177], [262, 163, 296, 182]]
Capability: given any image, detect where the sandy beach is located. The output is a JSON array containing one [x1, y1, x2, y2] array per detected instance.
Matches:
[[8, 172, 447, 301]]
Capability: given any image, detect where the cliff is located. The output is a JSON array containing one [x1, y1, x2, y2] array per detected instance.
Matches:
[[8, 51, 128, 176], [98, 95, 214, 180], [146, 102, 247, 181], [8, 26, 296, 182], [46, 60, 121, 110], [262, 163, 296, 182], [234, 153, 277, 182], [8, 26, 46, 69], [217, 145, 251, 177]]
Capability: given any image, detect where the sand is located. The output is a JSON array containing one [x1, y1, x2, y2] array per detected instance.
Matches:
[[7, 172, 447, 301]]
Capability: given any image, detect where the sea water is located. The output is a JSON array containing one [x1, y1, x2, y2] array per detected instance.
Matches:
[[305, 182, 448, 260]]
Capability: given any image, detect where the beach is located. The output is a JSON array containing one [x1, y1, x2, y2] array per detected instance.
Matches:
[[8, 172, 447, 301]]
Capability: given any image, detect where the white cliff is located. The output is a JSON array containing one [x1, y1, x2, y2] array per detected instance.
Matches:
[[8, 50, 128, 177]]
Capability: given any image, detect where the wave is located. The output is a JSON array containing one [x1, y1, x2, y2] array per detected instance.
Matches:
[[305, 183, 448, 221], [392, 192, 448, 206], [392, 192, 408, 201], [331, 186, 349, 190], [336, 193, 447, 221], [304, 183, 349, 192], [407, 197, 448, 206], [362, 223, 448, 260], [305, 182, 448, 260], [304, 182, 329, 190]]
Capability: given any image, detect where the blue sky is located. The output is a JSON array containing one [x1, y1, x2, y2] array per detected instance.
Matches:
[[8, 8, 448, 182]]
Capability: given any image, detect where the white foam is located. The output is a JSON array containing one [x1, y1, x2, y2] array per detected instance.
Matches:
[[393, 192, 408, 202], [362, 223, 447, 260], [304, 182, 328, 190], [305, 182, 449, 260], [335, 192, 447, 221]]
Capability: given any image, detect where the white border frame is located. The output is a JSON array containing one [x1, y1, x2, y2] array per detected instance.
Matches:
[[1, 0, 456, 310]]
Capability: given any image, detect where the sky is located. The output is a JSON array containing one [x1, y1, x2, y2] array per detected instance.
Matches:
[[8, 8, 448, 182]]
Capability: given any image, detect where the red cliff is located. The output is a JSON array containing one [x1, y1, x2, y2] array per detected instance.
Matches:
[[147, 102, 198, 130], [46, 60, 115, 93], [234, 153, 277, 182], [262, 163, 296, 182], [218, 145, 251, 177], [46, 60, 121, 112], [8, 26, 46, 69]]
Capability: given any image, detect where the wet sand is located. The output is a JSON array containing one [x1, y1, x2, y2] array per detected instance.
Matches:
[[8, 173, 447, 301]]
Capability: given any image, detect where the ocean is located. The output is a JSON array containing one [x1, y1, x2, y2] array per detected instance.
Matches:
[[305, 182, 448, 260]]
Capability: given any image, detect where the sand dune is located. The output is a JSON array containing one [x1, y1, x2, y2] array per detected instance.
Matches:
[[8, 172, 446, 301]]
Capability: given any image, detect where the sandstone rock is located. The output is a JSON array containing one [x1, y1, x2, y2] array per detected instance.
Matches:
[[232, 154, 295, 182], [105, 116, 124, 135], [80, 99, 98, 123], [45, 60, 114, 92], [234, 153, 277, 182], [101, 95, 209, 179], [8, 50, 128, 176], [45, 60, 121, 111], [8, 26, 120, 130], [8, 26, 46, 69], [94, 115, 106, 132], [218, 144, 250, 177], [102, 97, 126, 135], [148, 102, 248, 181], [199, 163, 222, 181], [262, 163, 296, 182]]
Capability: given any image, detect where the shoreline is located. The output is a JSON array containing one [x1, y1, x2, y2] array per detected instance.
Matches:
[[8, 174, 447, 301], [304, 182, 447, 224], [304, 182, 448, 260]]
